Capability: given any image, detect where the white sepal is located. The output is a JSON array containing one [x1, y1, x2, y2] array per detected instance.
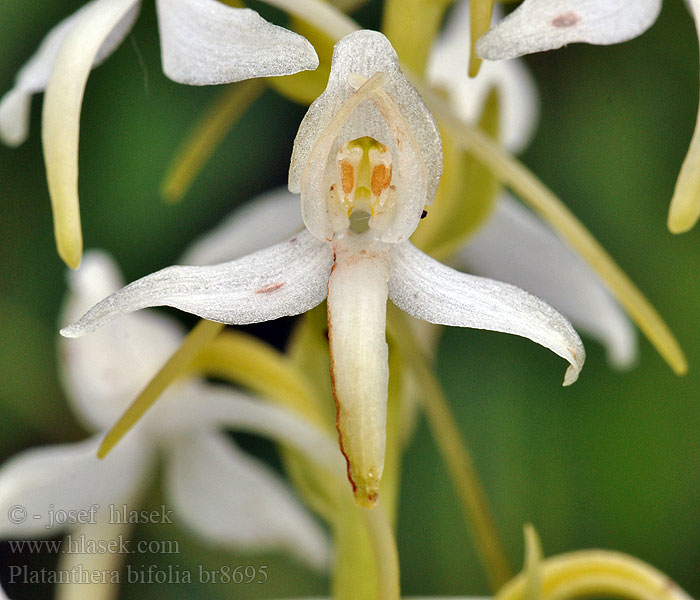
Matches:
[[164, 430, 330, 570], [42, 0, 142, 268], [668, 0, 700, 233], [389, 241, 585, 385], [156, 0, 319, 85], [157, 384, 345, 475], [289, 30, 442, 244], [476, 0, 662, 60], [0, 435, 150, 537], [327, 234, 391, 507], [61, 230, 333, 337], [181, 187, 303, 266], [459, 195, 636, 368]]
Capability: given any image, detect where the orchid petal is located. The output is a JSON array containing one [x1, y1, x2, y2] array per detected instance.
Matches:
[[476, 0, 661, 60], [156, 0, 319, 85], [181, 188, 304, 266], [60, 251, 184, 430], [42, 0, 141, 268], [327, 236, 391, 507], [164, 430, 330, 570], [427, 0, 539, 153], [388, 241, 585, 385], [459, 195, 636, 368], [0, 435, 150, 537], [156, 384, 345, 474], [668, 0, 700, 233], [0, 0, 140, 147], [61, 230, 333, 337], [289, 30, 442, 243]]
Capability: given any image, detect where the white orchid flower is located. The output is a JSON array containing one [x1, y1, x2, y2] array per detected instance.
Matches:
[[183, 1, 634, 371], [427, 0, 637, 368], [476, 0, 661, 60], [0, 0, 318, 269], [61, 30, 585, 508], [0, 251, 334, 579]]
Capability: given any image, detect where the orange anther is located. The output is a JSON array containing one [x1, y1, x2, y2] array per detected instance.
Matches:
[[371, 164, 392, 197], [341, 160, 355, 194]]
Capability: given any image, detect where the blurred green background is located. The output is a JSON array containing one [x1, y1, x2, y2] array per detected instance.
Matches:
[[1, 0, 699, 598]]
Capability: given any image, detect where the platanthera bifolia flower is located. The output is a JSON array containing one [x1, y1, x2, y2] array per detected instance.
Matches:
[[0, 251, 333, 575], [182, 1, 636, 369], [62, 31, 585, 508], [475, 0, 661, 60], [0, 0, 319, 269]]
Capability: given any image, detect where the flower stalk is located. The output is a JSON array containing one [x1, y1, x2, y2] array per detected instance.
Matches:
[[387, 305, 512, 591], [161, 79, 265, 203]]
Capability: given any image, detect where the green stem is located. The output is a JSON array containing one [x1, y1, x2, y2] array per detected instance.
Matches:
[[388, 307, 512, 591], [161, 79, 265, 203], [365, 501, 402, 600]]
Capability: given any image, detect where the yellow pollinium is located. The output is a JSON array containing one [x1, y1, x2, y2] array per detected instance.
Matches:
[[336, 136, 393, 220]]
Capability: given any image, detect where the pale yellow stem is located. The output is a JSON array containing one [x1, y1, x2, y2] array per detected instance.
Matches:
[[365, 500, 401, 600], [413, 81, 687, 376], [161, 79, 265, 202], [496, 550, 693, 600], [388, 306, 512, 591], [332, 492, 401, 600], [379, 345, 405, 526], [469, 0, 495, 77], [97, 319, 224, 458]]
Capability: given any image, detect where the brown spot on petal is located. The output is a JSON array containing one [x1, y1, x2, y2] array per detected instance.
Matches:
[[552, 11, 579, 27], [254, 282, 285, 294]]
